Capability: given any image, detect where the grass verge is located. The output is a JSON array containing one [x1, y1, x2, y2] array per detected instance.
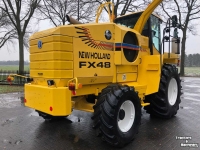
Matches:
[[177, 67, 200, 77], [0, 85, 24, 94], [0, 65, 29, 71]]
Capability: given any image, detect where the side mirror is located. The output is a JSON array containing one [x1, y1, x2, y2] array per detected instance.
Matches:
[[172, 37, 180, 54], [171, 15, 178, 27], [173, 28, 178, 38]]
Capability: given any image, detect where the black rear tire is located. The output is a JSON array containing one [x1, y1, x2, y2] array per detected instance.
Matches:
[[92, 84, 141, 147], [144, 64, 181, 118]]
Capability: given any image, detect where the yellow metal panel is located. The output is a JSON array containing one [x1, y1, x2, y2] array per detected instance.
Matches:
[[117, 73, 137, 82], [114, 51, 122, 65], [163, 53, 179, 64], [125, 82, 147, 94], [75, 83, 110, 96], [114, 25, 122, 44], [73, 37, 114, 78], [25, 84, 72, 116], [163, 59, 178, 64], [120, 29, 142, 65], [139, 36, 149, 48], [114, 26, 145, 66], [72, 96, 94, 112], [141, 103, 150, 107], [30, 35, 73, 46], [30, 61, 73, 70], [78, 76, 113, 85], [30, 70, 73, 78], [30, 52, 73, 61], [29, 27, 58, 40], [30, 78, 71, 87], [52, 25, 77, 37], [55, 23, 115, 41], [163, 52, 179, 58], [30, 42, 73, 54], [153, 47, 160, 55], [121, 82, 147, 101], [117, 65, 137, 73], [121, 50, 142, 65], [137, 55, 161, 95], [146, 64, 159, 71]]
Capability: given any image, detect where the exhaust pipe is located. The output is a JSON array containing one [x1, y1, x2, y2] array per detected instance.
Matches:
[[66, 15, 82, 24]]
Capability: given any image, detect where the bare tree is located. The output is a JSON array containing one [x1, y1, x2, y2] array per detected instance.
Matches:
[[0, 0, 41, 74], [157, 0, 200, 76], [38, 0, 97, 26], [0, 9, 16, 48], [38, 0, 147, 26], [94, 0, 146, 17]]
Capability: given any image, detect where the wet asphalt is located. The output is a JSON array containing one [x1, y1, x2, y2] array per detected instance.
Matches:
[[0, 77, 200, 150]]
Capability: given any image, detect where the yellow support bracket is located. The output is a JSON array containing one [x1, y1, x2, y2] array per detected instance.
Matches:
[[134, 0, 162, 33], [96, 2, 114, 23], [7, 74, 27, 82], [8, 74, 27, 79], [6, 74, 28, 85], [141, 103, 150, 107], [67, 77, 82, 90]]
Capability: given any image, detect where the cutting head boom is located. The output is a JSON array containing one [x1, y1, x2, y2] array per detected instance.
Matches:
[[134, 0, 162, 33]]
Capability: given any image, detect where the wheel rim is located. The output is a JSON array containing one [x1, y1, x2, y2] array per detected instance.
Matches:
[[117, 100, 135, 132], [168, 78, 178, 106]]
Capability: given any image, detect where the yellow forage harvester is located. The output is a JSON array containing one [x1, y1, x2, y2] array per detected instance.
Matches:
[[23, 0, 182, 147]]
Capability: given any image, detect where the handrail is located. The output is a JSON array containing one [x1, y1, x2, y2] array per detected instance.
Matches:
[[7, 74, 27, 85]]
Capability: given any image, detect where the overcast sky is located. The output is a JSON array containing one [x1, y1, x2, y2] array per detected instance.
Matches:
[[0, 20, 200, 61]]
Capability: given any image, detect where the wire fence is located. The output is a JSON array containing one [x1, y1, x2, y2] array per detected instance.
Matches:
[[0, 70, 29, 85]]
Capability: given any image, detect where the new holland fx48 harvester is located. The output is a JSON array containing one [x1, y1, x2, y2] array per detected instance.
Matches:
[[19, 0, 182, 147]]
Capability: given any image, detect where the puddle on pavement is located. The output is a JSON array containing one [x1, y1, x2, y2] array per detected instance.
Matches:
[[0, 92, 24, 108], [28, 111, 84, 123], [184, 84, 200, 88], [28, 111, 39, 117], [67, 114, 84, 122], [183, 96, 200, 102], [180, 106, 190, 110], [183, 93, 199, 97]]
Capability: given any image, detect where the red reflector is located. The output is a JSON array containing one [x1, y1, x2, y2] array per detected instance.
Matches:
[[69, 85, 75, 90], [50, 107, 53, 111], [24, 98, 27, 103], [7, 77, 11, 82], [69, 83, 75, 90], [72, 90, 76, 95], [177, 59, 180, 66]]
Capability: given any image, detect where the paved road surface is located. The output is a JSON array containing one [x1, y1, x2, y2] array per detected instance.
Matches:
[[0, 77, 199, 150]]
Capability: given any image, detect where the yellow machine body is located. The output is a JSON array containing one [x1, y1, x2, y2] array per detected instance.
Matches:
[[25, 0, 179, 116]]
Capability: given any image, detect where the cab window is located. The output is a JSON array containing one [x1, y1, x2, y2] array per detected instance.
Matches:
[[151, 15, 161, 52]]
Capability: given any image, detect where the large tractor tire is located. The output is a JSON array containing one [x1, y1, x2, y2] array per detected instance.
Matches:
[[144, 64, 181, 118], [92, 84, 141, 147]]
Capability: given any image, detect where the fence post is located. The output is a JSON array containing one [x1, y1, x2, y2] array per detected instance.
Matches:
[[16, 70, 19, 85], [24, 71, 26, 84], [0, 70, 3, 81]]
